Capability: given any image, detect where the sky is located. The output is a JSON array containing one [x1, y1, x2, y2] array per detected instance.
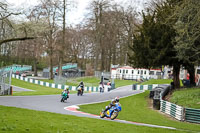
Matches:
[[6, 0, 150, 25]]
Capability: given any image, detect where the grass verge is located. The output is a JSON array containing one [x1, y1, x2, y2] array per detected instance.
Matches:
[[40, 77, 100, 87], [79, 91, 200, 132], [40, 77, 137, 88], [0, 105, 187, 133], [170, 88, 200, 109], [11, 78, 75, 96], [140, 79, 173, 85], [114, 79, 137, 88], [140, 79, 183, 86]]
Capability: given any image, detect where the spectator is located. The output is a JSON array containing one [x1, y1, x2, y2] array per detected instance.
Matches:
[[107, 81, 111, 86], [107, 80, 112, 91], [186, 73, 190, 80]]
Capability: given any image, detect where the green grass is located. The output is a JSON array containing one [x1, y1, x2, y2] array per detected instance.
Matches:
[[114, 79, 137, 88], [170, 88, 200, 109], [11, 78, 75, 96], [40, 77, 137, 88], [0, 105, 188, 133], [76, 77, 100, 86], [79, 91, 200, 132], [140, 79, 183, 86], [140, 79, 173, 85], [40, 77, 100, 87]]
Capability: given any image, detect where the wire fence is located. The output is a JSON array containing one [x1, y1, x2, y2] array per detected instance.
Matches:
[[95, 71, 111, 79], [54, 76, 67, 86], [0, 68, 12, 95]]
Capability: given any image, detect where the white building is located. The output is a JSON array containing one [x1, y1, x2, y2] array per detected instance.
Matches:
[[111, 66, 162, 80]]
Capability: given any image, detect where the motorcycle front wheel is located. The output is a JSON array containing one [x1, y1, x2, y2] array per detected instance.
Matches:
[[111, 112, 118, 120], [61, 98, 64, 102]]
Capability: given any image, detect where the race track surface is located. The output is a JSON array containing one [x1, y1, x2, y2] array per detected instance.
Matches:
[[0, 85, 177, 130], [0, 85, 141, 115]]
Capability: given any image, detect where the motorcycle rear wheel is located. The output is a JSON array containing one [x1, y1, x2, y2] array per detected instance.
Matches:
[[100, 111, 105, 118]]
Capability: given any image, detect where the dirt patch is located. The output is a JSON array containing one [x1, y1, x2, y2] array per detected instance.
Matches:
[[147, 97, 153, 109]]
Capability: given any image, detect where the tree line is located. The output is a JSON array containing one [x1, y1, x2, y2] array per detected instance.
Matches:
[[0, 0, 138, 79], [1, 0, 199, 89], [129, 0, 200, 89]]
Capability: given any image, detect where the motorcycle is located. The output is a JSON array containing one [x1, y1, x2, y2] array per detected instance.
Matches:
[[77, 86, 83, 96], [60, 92, 68, 102], [100, 103, 122, 120]]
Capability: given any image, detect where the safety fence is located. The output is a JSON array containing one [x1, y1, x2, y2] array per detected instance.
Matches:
[[160, 100, 200, 123], [133, 83, 200, 124], [0, 64, 32, 73], [160, 100, 184, 121], [12, 74, 113, 92], [185, 108, 200, 124], [0, 69, 12, 95], [132, 84, 159, 91], [53, 63, 77, 72]]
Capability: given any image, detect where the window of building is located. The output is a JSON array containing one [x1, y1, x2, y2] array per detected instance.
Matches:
[[141, 70, 143, 75], [120, 69, 121, 73], [144, 71, 146, 75], [126, 70, 128, 73], [132, 70, 134, 74], [138, 70, 140, 74], [197, 69, 200, 74], [156, 72, 161, 75], [123, 70, 125, 73], [150, 71, 154, 75]]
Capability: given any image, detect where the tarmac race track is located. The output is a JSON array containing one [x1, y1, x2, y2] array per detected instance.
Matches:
[[0, 85, 177, 130], [0, 85, 141, 115]]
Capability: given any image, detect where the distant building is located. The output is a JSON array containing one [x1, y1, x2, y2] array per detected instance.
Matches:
[[43, 63, 85, 78], [111, 66, 162, 80]]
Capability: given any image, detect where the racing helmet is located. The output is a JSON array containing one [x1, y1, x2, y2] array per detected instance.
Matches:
[[115, 96, 120, 102]]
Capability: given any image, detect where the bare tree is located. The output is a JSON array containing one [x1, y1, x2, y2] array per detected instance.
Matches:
[[0, 2, 35, 46], [87, 1, 138, 71], [31, 0, 61, 79]]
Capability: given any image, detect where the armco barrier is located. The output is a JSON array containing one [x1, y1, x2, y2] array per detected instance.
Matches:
[[12, 74, 101, 92], [133, 83, 200, 124], [185, 108, 200, 124], [160, 100, 184, 121], [132, 84, 159, 91], [159, 85, 185, 121]]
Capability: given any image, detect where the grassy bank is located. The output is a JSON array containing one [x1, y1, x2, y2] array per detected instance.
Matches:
[[11, 78, 75, 96], [0, 105, 187, 133], [79, 91, 200, 132], [170, 88, 200, 109]]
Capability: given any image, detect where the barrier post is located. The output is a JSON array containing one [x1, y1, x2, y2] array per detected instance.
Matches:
[[10, 86, 13, 95]]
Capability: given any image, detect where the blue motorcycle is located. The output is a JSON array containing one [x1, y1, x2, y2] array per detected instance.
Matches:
[[100, 103, 122, 120]]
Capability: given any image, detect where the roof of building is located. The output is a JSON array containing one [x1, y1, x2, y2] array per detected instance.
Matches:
[[111, 65, 161, 71]]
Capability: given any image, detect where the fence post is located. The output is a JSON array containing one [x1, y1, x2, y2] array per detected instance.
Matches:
[[10, 86, 13, 95], [182, 108, 186, 121]]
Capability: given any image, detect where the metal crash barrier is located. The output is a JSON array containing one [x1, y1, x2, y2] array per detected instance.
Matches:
[[0, 68, 12, 95], [132, 83, 200, 123]]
